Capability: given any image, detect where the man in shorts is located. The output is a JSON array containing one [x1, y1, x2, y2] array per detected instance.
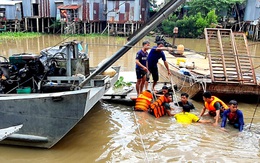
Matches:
[[135, 41, 150, 95], [147, 41, 172, 91]]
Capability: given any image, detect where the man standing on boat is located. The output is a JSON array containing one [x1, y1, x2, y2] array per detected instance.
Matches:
[[221, 100, 244, 132], [135, 41, 150, 95], [199, 91, 229, 126], [147, 41, 172, 92]]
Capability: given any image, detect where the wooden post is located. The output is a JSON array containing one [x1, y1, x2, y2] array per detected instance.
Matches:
[[94, 22, 96, 33], [42, 18, 44, 33], [48, 18, 50, 33], [124, 23, 126, 36], [115, 23, 117, 35], [78, 22, 80, 34], [37, 18, 39, 32], [84, 22, 86, 34], [90, 22, 92, 33], [99, 22, 102, 33], [131, 23, 134, 34], [173, 27, 178, 47], [30, 19, 33, 32], [73, 22, 76, 34], [25, 18, 28, 31], [108, 22, 110, 36], [14, 20, 17, 32], [61, 22, 64, 34]]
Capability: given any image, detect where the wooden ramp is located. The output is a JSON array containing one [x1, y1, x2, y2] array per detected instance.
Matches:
[[204, 28, 256, 85]]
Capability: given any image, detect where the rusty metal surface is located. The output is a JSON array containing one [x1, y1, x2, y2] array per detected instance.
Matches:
[[58, 5, 81, 10], [107, 0, 149, 24]]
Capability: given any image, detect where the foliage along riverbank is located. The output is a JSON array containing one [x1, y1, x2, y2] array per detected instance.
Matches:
[[0, 32, 42, 39]]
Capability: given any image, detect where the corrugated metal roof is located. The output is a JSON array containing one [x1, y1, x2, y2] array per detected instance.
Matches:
[[0, 1, 22, 5], [58, 5, 81, 10]]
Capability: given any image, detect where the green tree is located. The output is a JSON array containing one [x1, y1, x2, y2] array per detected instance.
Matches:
[[187, 0, 245, 17], [161, 10, 218, 38]]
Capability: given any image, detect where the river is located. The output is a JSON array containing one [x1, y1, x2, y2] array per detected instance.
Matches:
[[0, 35, 260, 162]]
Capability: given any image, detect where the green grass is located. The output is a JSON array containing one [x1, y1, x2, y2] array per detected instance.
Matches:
[[0, 32, 42, 39]]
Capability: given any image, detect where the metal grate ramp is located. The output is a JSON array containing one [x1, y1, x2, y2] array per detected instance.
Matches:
[[204, 28, 256, 85]]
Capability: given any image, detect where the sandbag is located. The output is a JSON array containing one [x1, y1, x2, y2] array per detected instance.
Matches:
[[102, 67, 116, 77]]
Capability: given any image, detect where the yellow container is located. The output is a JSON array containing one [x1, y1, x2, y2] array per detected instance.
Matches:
[[177, 44, 184, 54], [176, 58, 186, 65]]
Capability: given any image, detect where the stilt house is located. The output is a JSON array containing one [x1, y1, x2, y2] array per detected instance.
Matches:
[[0, 0, 22, 31], [22, 0, 56, 33], [106, 0, 150, 36], [57, 0, 106, 34]]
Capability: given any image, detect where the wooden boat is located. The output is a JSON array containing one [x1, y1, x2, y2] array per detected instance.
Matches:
[[0, 41, 120, 148], [158, 28, 260, 102]]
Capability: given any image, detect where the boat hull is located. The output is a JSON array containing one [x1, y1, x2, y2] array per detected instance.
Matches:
[[0, 90, 89, 148], [0, 66, 120, 148], [158, 63, 260, 102]]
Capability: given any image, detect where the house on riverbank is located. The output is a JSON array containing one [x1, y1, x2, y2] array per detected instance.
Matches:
[[105, 0, 150, 36], [22, 0, 57, 33], [0, 0, 151, 35], [244, 0, 260, 41], [0, 1, 23, 32], [57, 0, 107, 34], [56, 0, 150, 35]]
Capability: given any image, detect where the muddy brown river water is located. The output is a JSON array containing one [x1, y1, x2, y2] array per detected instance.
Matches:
[[0, 35, 260, 162]]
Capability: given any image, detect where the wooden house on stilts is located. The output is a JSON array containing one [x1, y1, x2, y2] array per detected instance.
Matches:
[[57, 0, 106, 34], [105, 0, 150, 36], [22, 0, 57, 33], [0, 0, 23, 32]]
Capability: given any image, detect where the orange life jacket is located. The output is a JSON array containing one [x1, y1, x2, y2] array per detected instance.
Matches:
[[149, 95, 170, 118], [134, 90, 153, 111], [204, 96, 228, 112]]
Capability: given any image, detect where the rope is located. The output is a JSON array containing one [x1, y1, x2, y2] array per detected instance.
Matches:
[[169, 75, 179, 106], [133, 111, 149, 163], [249, 89, 260, 130]]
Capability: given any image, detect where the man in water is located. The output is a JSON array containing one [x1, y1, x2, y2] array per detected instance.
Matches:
[[135, 41, 150, 95], [199, 91, 229, 126], [174, 105, 211, 124], [175, 92, 195, 111], [221, 100, 244, 132], [147, 41, 172, 92]]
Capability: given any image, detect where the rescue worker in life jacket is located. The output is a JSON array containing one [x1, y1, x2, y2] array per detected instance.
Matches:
[[134, 90, 153, 111], [221, 100, 244, 132], [199, 91, 228, 126], [149, 86, 173, 118]]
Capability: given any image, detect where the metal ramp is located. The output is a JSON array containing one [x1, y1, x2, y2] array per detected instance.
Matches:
[[204, 28, 256, 84]]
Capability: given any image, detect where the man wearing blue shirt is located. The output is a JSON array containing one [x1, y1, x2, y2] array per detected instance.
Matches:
[[221, 100, 244, 132], [147, 41, 171, 91]]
